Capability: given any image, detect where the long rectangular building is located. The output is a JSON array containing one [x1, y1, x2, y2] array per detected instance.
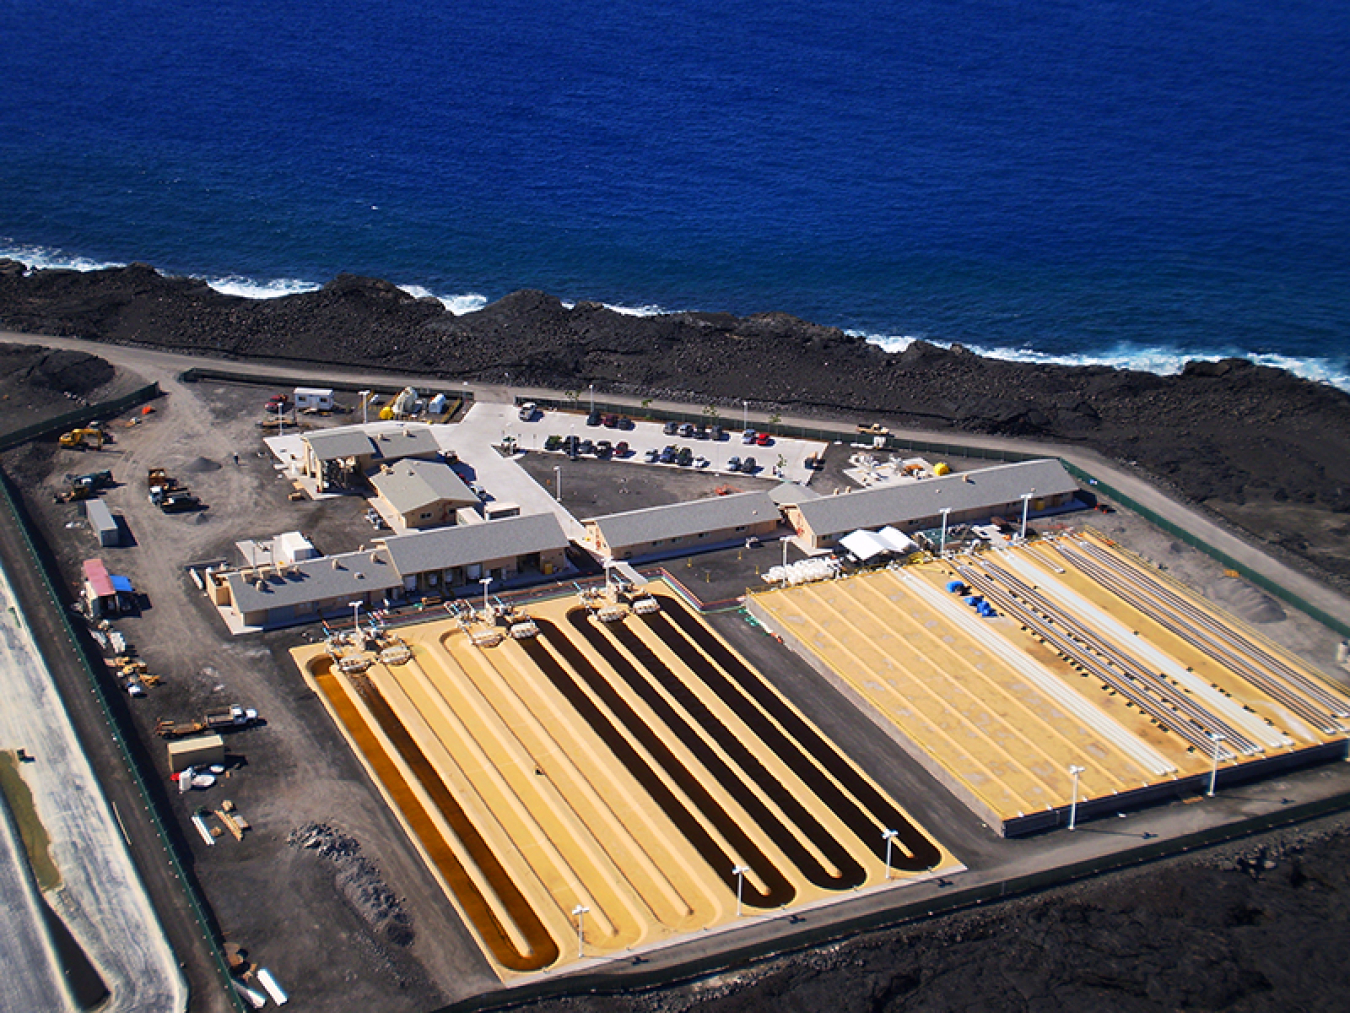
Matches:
[[211, 513, 569, 630], [583, 491, 780, 561], [783, 459, 1079, 550]]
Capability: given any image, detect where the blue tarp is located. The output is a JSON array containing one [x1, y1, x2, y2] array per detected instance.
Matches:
[[111, 575, 134, 593]]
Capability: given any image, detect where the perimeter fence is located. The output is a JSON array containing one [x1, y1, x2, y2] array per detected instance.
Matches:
[[0, 374, 245, 1010], [1058, 460, 1350, 640], [434, 785, 1350, 1013], [0, 381, 161, 452]]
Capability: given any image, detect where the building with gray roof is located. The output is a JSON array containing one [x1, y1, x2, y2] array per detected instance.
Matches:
[[300, 424, 443, 492], [212, 512, 570, 630], [220, 548, 405, 628], [369, 458, 478, 530], [377, 513, 569, 595], [584, 491, 780, 561], [784, 459, 1080, 550]]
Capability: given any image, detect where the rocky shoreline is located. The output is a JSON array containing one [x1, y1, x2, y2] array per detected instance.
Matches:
[[2, 260, 1348, 587]]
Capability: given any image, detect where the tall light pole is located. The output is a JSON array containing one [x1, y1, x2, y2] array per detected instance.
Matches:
[[348, 600, 362, 638], [480, 576, 492, 619], [742, 401, 748, 432], [1068, 764, 1085, 830], [881, 828, 899, 880], [554, 465, 562, 502], [571, 904, 589, 959], [939, 507, 952, 556], [1207, 733, 1226, 797], [1019, 490, 1036, 541], [359, 390, 370, 425], [588, 383, 594, 414], [732, 864, 750, 917]]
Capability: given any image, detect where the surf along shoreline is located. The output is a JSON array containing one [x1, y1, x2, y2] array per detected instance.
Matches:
[[2, 257, 1348, 593]]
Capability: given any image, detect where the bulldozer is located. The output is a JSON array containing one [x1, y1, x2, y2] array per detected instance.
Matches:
[[58, 427, 109, 450]]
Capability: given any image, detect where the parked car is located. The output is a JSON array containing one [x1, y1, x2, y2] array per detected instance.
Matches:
[[677, 447, 693, 466], [601, 413, 619, 428], [756, 432, 773, 446], [663, 421, 679, 435], [694, 426, 709, 440], [678, 422, 695, 438], [544, 434, 563, 451], [517, 402, 538, 421], [742, 429, 758, 444], [364, 507, 387, 529], [615, 441, 630, 457], [587, 410, 602, 426], [578, 438, 595, 455], [694, 456, 709, 468], [617, 417, 635, 430], [711, 425, 724, 441], [644, 448, 660, 463], [660, 445, 677, 463], [742, 455, 757, 473], [594, 440, 612, 458], [727, 456, 741, 472]]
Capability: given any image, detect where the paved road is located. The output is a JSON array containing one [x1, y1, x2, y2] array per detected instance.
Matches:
[[4, 328, 1347, 633], [0, 559, 186, 1013]]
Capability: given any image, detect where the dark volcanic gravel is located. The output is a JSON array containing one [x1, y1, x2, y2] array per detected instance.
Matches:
[[3, 260, 1348, 588], [518, 817, 1350, 1013]]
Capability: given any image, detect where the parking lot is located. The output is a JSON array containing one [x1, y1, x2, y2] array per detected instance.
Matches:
[[499, 403, 830, 484]]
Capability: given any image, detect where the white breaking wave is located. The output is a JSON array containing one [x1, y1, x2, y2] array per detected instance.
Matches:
[[559, 298, 667, 317], [857, 331, 1350, 394], [204, 275, 322, 299], [396, 284, 488, 315], [0, 240, 125, 273]]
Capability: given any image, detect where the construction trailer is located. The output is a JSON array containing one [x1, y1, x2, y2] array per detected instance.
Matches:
[[293, 387, 335, 412], [167, 734, 225, 773]]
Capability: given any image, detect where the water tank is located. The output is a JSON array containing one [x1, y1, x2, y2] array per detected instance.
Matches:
[[933, 462, 951, 476]]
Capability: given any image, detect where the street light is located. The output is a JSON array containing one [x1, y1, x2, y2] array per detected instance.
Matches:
[[359, 390, 370, 425], [347, 601, 362, 641], [588, 383, 594, 414], [1207, 733, 1226, 797], [1019, 490, 1036, 541], [732, 865, 751, 917], [554, 465, 562, 502], [742, 400, 748, 432], [1068, 764, 1085, 830], [939, 507, 952, 556], [480, 576, 492, 620], [881, 828, 899, 880], [571, 904, 589, 959]]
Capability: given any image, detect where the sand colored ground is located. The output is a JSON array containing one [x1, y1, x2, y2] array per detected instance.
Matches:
[[292, 580, 954, 980], [751, 535, 1350, 827]]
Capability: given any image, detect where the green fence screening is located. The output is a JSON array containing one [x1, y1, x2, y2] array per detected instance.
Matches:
[[1058, 459, 1350, 640], [0, 382, 162, 452]]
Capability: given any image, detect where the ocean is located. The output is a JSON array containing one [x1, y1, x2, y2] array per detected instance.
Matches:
[[1, 0, 1348, 388]]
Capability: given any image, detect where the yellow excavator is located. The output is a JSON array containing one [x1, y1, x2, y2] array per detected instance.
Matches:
[[58, 427, 109, 450]]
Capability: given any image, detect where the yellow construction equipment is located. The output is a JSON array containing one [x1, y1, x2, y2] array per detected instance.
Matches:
[[59, 427, 108, 450]]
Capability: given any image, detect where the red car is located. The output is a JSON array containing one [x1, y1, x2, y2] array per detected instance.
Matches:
[[755, 431, 772, 446]]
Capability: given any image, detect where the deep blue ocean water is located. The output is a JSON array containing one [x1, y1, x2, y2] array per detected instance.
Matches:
[[1, 0, 1348, 387]]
